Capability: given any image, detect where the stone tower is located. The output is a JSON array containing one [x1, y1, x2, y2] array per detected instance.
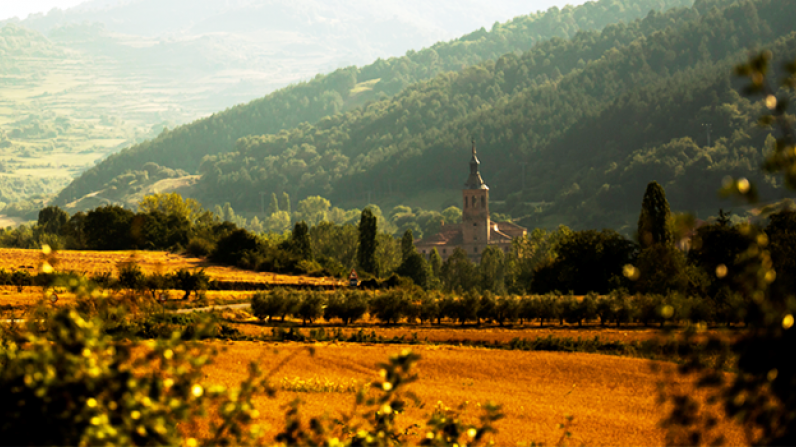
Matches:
[[461, 140, 490, 257]]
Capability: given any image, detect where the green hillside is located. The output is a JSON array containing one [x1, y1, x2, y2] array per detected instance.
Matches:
[[192, 0, 796, 232], [56, 0, 694, 206]]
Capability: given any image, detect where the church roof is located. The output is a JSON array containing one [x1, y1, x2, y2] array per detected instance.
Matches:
[[496, 221, 527, 232], [416, 224, 463, 246]]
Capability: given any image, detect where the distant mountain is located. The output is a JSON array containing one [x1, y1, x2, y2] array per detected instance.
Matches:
[[56, 0, 694, 211]]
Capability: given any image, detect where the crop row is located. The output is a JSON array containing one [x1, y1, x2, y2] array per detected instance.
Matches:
[[252, 288, 748, 327]]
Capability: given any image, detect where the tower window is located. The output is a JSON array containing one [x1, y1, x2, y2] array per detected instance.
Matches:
[[473, 223, 477, 227], [464, 199, 467, 208], [474, 247, 478, 253], [474, 236, 477, 240], [481, 196, 485, 206], [472, 196, 476, 207], [443, 248, 446, 254]]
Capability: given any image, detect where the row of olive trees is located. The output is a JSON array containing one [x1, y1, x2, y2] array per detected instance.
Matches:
[[251, 288, 749, 328]]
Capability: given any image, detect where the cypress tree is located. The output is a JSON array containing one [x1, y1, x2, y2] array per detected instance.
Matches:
[[401, 229, 415, 262], [268, 193, 279, 216], [429, 248, 443, 278], [357, 208, 379, 276], [281, 192, 291, 215], [291, 221, 312, 261], [637, 181, 672, 248]]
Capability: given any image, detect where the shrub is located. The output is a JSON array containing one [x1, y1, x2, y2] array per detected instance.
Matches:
[[172, 268, 209, 300], [369, 290, 411, 325], [296, 294, 324, 326], [117, 260, 145, 291], [186, 237, 214, 257], [324, 290, 369, 325], [477, 291, 496, 325], [494, 295, 519, 326], [252, 289, 290, 322], [419, 292, 440, 324]]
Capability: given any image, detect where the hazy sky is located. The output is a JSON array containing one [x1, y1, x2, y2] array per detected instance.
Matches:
[[0, 0, 588, 21]]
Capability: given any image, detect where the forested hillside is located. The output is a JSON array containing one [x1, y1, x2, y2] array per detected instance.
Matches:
[[190, 0, 796, 231], [57, 0, 693, 207]]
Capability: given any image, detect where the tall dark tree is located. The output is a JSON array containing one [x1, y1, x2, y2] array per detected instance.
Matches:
[[357, 208, 379, 276], [38, 206, 69, 235], [479, 246, 506, 294], [83, 205, 134, 250], [440, 247, 478, 292], [290, 221, 312, 261], [429, 248, 443, 278], [401, 229, 415, 263], [637, 181, 672, 248], [396, 251, 430, 289]]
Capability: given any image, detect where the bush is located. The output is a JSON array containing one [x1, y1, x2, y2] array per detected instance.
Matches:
[[296, 294, 324, 326], [117, 260, 145, 291], [494, 295, 519, 326], [324, 290, 369, 325], [369, 290, 411, 325], [251, 290, 290, 322], [186, 237, 215, 257]]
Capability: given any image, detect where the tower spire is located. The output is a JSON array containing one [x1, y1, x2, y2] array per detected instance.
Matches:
[[465, 139, 487, 189]]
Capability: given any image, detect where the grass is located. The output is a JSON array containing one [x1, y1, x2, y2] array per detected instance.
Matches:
[[191, 341, 748, 446]]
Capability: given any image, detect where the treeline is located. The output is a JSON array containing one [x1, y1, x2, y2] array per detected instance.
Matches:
[[187, 0, 796, 232], [56, 0, 692, 206]]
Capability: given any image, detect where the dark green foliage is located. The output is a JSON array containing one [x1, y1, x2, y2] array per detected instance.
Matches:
[[419, 293, 440, 324], [395, 251, 430, 289], [765, 209, 796, 290], [369, 290, 411, 324], [210, 228, 262, 264], [400, 229, 415, 262], [477, 291, 496, 325], [479, 246, 505, 294], [323, 290, 369, 325], [37, 205, 68, 235], [251, 289, 292, 322], [357, 208, 379, 276], [637, 181, 672, 248], [429, 248, 442, 278], [296, 294, 324, 326], [117, 260, 145, 291], [440, 247, 477, 292], [494, 295, 519, 326], [688, 217, 749, 295], [84, 205, 135, 250], [172, 269, 209, 300], [635, 243, 697, 295], [283, 220, 312, 261], [531, 230, 637, 294], [130, 210, 191, 250]]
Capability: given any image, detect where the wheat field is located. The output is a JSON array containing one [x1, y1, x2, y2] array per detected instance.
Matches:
[[196, 342, 746, 446], [0, 248, 341, 286]]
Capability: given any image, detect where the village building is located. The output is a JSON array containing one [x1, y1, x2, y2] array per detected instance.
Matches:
[[415, 141, 527, 262]]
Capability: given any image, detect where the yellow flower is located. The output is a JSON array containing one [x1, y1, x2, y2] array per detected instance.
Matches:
[[382, 382, 393, 391]]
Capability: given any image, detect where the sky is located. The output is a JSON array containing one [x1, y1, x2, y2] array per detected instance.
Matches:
[[0, 0, 588, 21], [0, 0, 87, 20]]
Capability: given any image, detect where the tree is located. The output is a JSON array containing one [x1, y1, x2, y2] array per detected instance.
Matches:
[[479, 246, 505, 294], [395, 251, 430, 289], [357, 208, 379, 277], [401, 229, 415, 262], [281, 192, 291, 215], [268, 193, 279, 215], [440, 248, 478, 292], [84, 205, 134, 250], [637, 181, 672, 248], [289, 221, 312, 261], [38, 206, 69, 235], [429, 248, 443, 278], [137, 192, 204, 224]]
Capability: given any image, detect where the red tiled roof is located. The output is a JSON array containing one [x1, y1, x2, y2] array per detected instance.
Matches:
[[496, 221, 527, 231], [416, 225, 463, 246]]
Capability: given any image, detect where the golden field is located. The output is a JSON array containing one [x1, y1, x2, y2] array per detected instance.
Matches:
[[0, 248, 342, 286], [195, 342, 746, 446]]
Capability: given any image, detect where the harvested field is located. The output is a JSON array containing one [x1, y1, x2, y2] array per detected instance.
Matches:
[[0, 248, 341, 287], [195, 342, 747, 446]]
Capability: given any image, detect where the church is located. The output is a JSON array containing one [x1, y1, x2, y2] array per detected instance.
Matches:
[[415, 141, 527, 262]]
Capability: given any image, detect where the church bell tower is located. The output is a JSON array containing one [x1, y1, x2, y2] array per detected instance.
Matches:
[[461, 140, 490, 256]]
